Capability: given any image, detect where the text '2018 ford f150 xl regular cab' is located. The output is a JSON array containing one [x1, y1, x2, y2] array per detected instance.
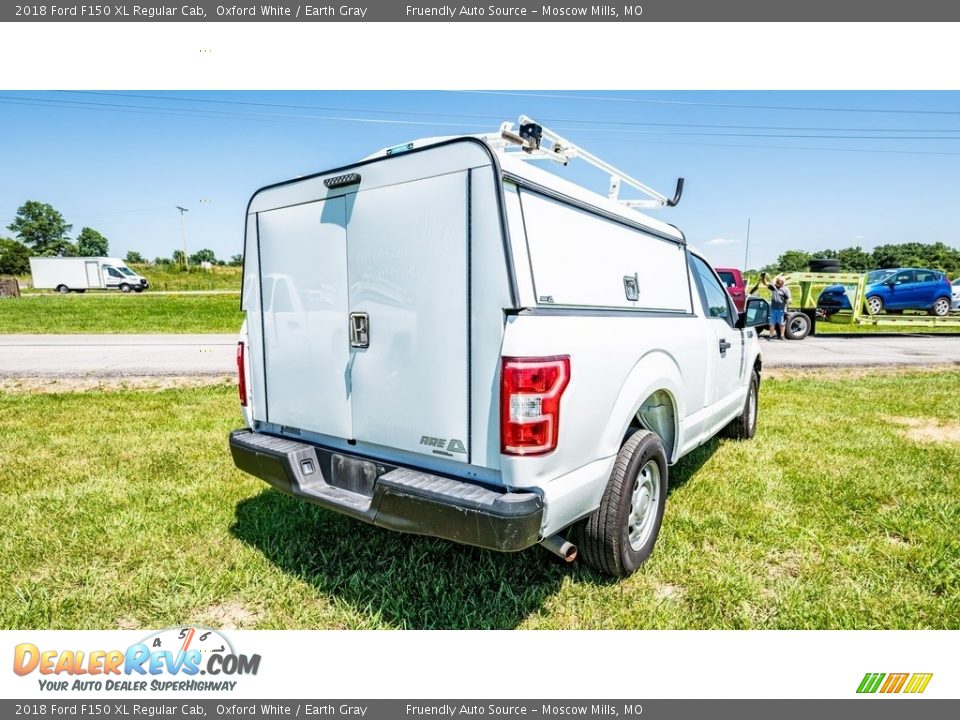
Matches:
[[229, 118, 769, 577]]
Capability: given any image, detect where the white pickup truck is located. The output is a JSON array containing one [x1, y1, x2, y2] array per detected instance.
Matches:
[[230, 119, 769, 577]]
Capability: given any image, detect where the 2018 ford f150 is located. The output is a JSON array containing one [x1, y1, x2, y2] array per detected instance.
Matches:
[[229, 119, 769, 576]]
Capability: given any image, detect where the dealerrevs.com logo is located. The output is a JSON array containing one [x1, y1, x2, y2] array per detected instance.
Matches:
[[857, 672, 933, 694], [13, 627, 261, 692]]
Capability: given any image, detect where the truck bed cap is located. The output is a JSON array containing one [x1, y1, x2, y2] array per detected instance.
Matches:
[[363, 133, 685, 244]]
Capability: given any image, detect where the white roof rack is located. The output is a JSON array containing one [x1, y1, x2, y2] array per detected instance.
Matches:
[[477, 115, 684, 210]]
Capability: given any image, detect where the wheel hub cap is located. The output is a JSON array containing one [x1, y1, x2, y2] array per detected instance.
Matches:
[[628, 460, 661, 551]]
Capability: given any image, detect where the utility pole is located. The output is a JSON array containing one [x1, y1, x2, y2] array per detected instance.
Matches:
[[176, 206, 189, 268], [743, 218, 751, 271]]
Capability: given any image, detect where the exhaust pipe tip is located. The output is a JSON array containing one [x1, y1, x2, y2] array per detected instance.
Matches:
[[541, 535, 578, 563]]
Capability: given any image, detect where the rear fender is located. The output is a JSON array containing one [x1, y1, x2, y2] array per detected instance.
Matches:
[[601, 350, 685, 464]]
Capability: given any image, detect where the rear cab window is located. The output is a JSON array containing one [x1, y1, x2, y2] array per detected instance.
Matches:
[[717, 271, 738, 288]]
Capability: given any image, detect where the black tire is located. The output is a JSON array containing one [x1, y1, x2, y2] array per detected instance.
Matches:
[[809, 258, 840, 272], [930, 297, 951, 317], [784, 312, 811, 340], [572, 430, 668, 577], [119, 283, 132, 293], [723, 370, 759, 440], [56, 284, 69, 294], [133, 285, 144, 293]]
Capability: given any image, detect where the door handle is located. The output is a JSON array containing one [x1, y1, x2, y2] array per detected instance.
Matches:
[[719, 338, 731, 356], [349, 312, 369, 349]]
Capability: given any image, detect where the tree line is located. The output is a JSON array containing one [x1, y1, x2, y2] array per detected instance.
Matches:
[[759, 242, 960, 277], [0, 200, 241, 275], [0, 201, 110, 274]]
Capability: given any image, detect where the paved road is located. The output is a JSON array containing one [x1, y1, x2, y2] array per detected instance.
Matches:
[[2, 333, 960, 378], [758, 333, 960, 367], [0, 334, 236, 377]]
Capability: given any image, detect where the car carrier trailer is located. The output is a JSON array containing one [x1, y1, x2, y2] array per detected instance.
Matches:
[[784, 270, 960, 336]]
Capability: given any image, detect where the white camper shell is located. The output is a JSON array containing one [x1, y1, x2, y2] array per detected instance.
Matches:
[[230, 120, 768, 576], [29, 257, 149, 293]]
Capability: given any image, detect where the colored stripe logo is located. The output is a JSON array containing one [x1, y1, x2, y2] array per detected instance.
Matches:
[[857, 672, 933, 694]]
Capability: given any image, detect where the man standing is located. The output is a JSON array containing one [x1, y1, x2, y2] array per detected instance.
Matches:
[[750, 272, 792, 339]]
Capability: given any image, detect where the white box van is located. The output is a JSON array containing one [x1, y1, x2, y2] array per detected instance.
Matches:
[[29, 257, 149, 293], [230, 120, 769, 576]]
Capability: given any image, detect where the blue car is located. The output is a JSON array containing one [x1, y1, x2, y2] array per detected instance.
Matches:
[[818, 268, 954, 317]]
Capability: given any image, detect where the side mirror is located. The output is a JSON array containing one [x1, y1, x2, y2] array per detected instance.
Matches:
[[738, 296, 770, 329]]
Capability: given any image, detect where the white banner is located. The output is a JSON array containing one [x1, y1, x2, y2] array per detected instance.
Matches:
[[2, 630, 955, 699]]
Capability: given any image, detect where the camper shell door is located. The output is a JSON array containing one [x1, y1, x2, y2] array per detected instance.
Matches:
[[243, 139, 506, 467]]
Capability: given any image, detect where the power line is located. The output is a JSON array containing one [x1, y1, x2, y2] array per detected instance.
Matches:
[[4, 94, 960, 156], [448, 90, 960, 116], [59, 90, 960, 134], [67, 206, 173, 219], [0, 95, 493, 129], [583, 135, 960, 157], [6, 95, 960, 140]]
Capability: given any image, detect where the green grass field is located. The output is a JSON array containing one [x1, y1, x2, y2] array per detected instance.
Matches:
[[814, 310, 960, 334], [0, 294, 243, 334], [128, 264, 241, 291], [17, 264, 242, 293], [1, 369, 957, 630]]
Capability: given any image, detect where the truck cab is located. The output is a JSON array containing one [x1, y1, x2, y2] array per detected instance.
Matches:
[[103, 259, 149, 292], [229, 119, 768, 577]]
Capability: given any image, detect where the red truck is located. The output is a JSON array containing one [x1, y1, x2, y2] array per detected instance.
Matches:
[[715, 267, 747, 312]]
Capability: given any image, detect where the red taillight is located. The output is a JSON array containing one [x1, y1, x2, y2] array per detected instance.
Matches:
[[237, 341, 247, 407], [500, 355, 570, 456]]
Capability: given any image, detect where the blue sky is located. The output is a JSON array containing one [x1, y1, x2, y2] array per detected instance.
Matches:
[[1, 90, 959, 269]]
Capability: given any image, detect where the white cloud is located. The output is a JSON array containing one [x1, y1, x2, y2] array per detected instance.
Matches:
[[853, 235, 864, 240], [707, 237, 740, 246]]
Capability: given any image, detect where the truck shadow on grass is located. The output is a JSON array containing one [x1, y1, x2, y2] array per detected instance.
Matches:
[[230, 439, 719, 629], [231, 490, 570, 629]]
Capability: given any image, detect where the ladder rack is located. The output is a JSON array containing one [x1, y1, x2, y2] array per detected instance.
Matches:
[[481, 115, 684, 210]]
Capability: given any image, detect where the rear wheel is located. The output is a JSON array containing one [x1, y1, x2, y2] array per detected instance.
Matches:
[[723, 370, 759, 440], [784, 312, 811, 340], [931, 297, 950, 316], [56, 284, 69, 294], [573, 430, 668, 577], [866, 295, 884, 315]]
